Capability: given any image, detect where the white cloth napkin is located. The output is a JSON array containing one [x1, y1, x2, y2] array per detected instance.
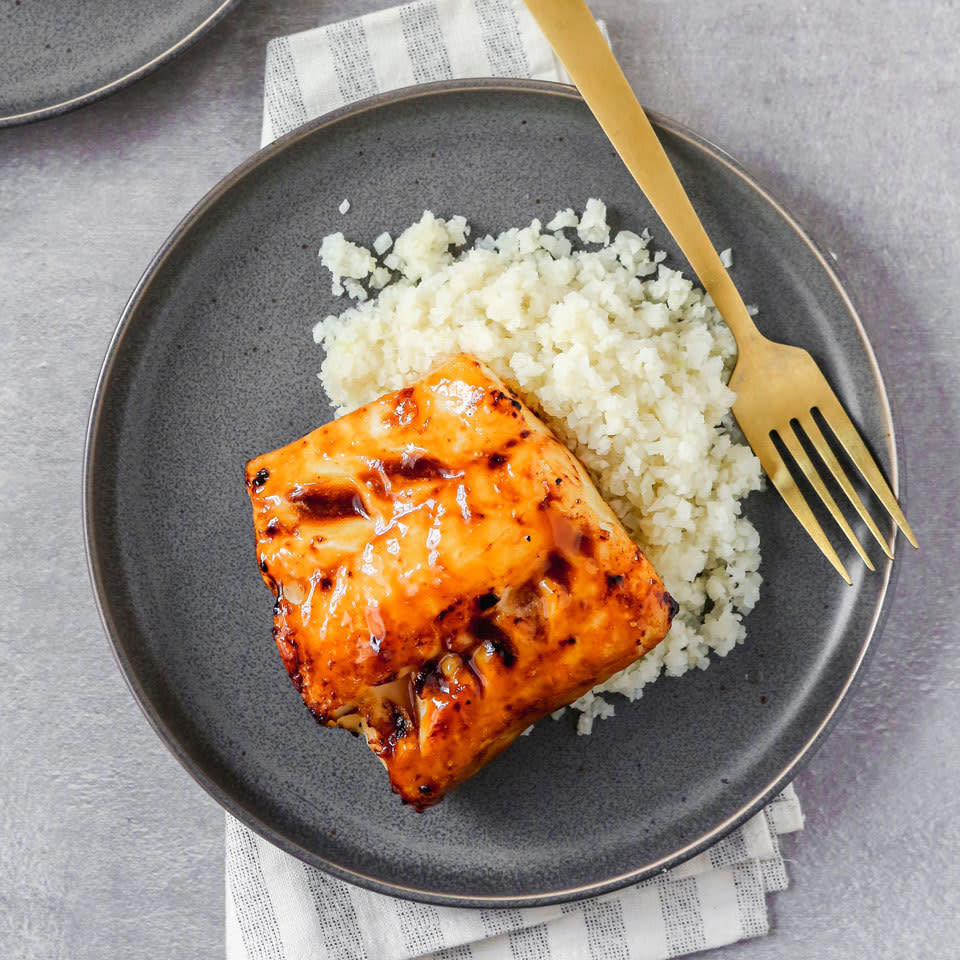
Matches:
[[229, 3, 806, 958], [227, 786, 802, 960], [260, 0, 579, 147]]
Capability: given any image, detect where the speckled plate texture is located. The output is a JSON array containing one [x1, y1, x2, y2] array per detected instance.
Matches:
[[0, 0, 239, 126], [84, 80, 901, 906]]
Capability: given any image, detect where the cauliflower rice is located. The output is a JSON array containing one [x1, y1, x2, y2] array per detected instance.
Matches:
[[313, 201, 764, 733]]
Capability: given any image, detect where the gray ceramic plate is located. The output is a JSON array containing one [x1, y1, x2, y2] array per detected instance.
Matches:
[[84, 79, 901, 906], [0, 0, 239, 126]]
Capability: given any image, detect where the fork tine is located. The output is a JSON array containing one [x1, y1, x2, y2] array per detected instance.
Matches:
[[815, 392, 918, 548], [778, 425, 875, 571], [752, 433, 853, 585], [799, 412, 893, 559]]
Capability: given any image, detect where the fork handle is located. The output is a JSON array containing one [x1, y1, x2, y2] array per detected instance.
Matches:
[[524, 0, 763, 347]]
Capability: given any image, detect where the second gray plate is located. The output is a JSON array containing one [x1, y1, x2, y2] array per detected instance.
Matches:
[[0, 0, 239, 126], [84, 80, 899, 906]]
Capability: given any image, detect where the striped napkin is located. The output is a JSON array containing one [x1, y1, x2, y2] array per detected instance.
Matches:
[[260, 0, 578, 146], [227, 785, 802, 960], [228, 3, 806, 958]]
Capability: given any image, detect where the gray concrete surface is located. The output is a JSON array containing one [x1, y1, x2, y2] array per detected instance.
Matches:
[[1, 1, 958, 957]]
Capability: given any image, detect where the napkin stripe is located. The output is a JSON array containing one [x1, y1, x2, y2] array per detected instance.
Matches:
[[304, 864, 367, 959], [397, 898, 446, 955], [582, 899, 630, 959], [656, 876, 707, 955], [263, 37, 309, 144], [226, 820, 286, 960], [508, 924, 550, 959], [474, 0, 531, 77], [760, 854, 788, 894], [400, 2, 454, 83], [730, 863, 768, 939], [328, 19, 379, 105], [480, 908, 524, 937], [708, 829, 748, 870]]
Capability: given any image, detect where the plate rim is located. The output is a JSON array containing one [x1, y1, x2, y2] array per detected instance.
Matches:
[[0, 0, 240, 127], [83, 77, 901, 906]]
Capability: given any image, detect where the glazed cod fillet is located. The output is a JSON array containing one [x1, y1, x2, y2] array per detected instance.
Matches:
[[245, 354, 676, 809]]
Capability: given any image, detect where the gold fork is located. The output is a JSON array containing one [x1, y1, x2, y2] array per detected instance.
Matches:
[[524, 0, 917, 583]]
